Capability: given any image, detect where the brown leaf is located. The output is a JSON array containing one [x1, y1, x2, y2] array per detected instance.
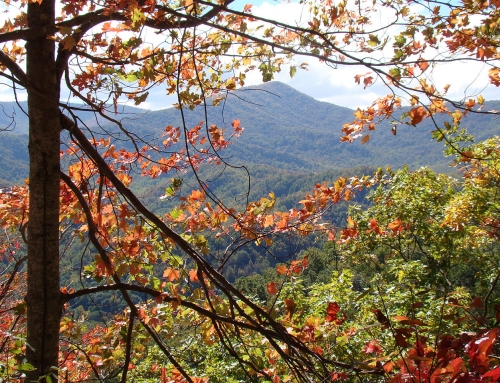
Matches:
[[285, 299, 296, 320], [373, 309, 390, 327], [395, 333, 410, 348], [409, 106, 427, 125]]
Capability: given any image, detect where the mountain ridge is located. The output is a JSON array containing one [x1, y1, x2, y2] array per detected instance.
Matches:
[[0, 81, 499, 185]]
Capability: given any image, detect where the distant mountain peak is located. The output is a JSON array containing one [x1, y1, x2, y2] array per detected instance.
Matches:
[[231, 81, 318, 103]]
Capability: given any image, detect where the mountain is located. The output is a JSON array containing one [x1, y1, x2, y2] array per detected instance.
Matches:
[[1, 81, 499, 186]]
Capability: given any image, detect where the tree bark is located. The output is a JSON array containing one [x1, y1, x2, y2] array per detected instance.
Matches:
[[26, 0, 62, 381]]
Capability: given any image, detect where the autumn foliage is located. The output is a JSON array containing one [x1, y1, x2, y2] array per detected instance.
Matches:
[[0, 0, 499, 380]]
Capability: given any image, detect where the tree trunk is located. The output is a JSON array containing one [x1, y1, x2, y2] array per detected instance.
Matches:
[[26, 0, 62, 381]]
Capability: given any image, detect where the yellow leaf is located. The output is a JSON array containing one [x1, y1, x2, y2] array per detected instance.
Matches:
[[354, 108, 364, 120], [264, 214, 274, 227]]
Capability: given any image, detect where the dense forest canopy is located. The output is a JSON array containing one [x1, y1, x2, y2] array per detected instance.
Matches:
[[0, 0, 499, 381]]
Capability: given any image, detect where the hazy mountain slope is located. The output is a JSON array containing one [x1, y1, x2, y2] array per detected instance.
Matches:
[[0, 81, 499, 186], [0, 133, 29, 184], [132, 81, 500, 172]]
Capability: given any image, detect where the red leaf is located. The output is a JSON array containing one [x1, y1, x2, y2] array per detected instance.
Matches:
[[363, 340, 383, 355], [325, 302, 345, 324], [471, 297, 482, 308], [363, 76, 373, 88], [495, 304, 500, 320], [331, 372, 347, 381], [483, 366, 500, 380]]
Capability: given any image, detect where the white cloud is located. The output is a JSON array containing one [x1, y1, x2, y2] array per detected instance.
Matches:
[[0, 0, 498, 113], [241, 0, 500, 109]]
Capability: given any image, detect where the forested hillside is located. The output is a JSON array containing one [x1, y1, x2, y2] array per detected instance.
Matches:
[[1, 81, 499, 186]]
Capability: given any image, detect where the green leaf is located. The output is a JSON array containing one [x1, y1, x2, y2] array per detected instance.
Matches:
[[164, 186, 175, 197], [389, 67, 401, 77], [290, 65, 297, 78], [394, 35, 406, 46], [19, 363, 36, 372], [169, 207, 183, 219], [125, 74, 137, 82], [112, 349, 125, 358], [431, 130, 445, 142], [131, 8, 146, 24]]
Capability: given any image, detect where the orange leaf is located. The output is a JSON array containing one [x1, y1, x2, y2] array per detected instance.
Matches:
[[388, 219, 403, 230], [264, 214, 274, 228], [301, 255, 309, 270], [231, 119, 241, 131], [393, 315, 411, 321], [138, 307, 146, 320], [383, 361, 395, 373], [267, 282, 278, 295], [163, 267, 180, 282], [417, 60, 429, 71], [189, 269, 199, 283], [276, 264, 288, 275]]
